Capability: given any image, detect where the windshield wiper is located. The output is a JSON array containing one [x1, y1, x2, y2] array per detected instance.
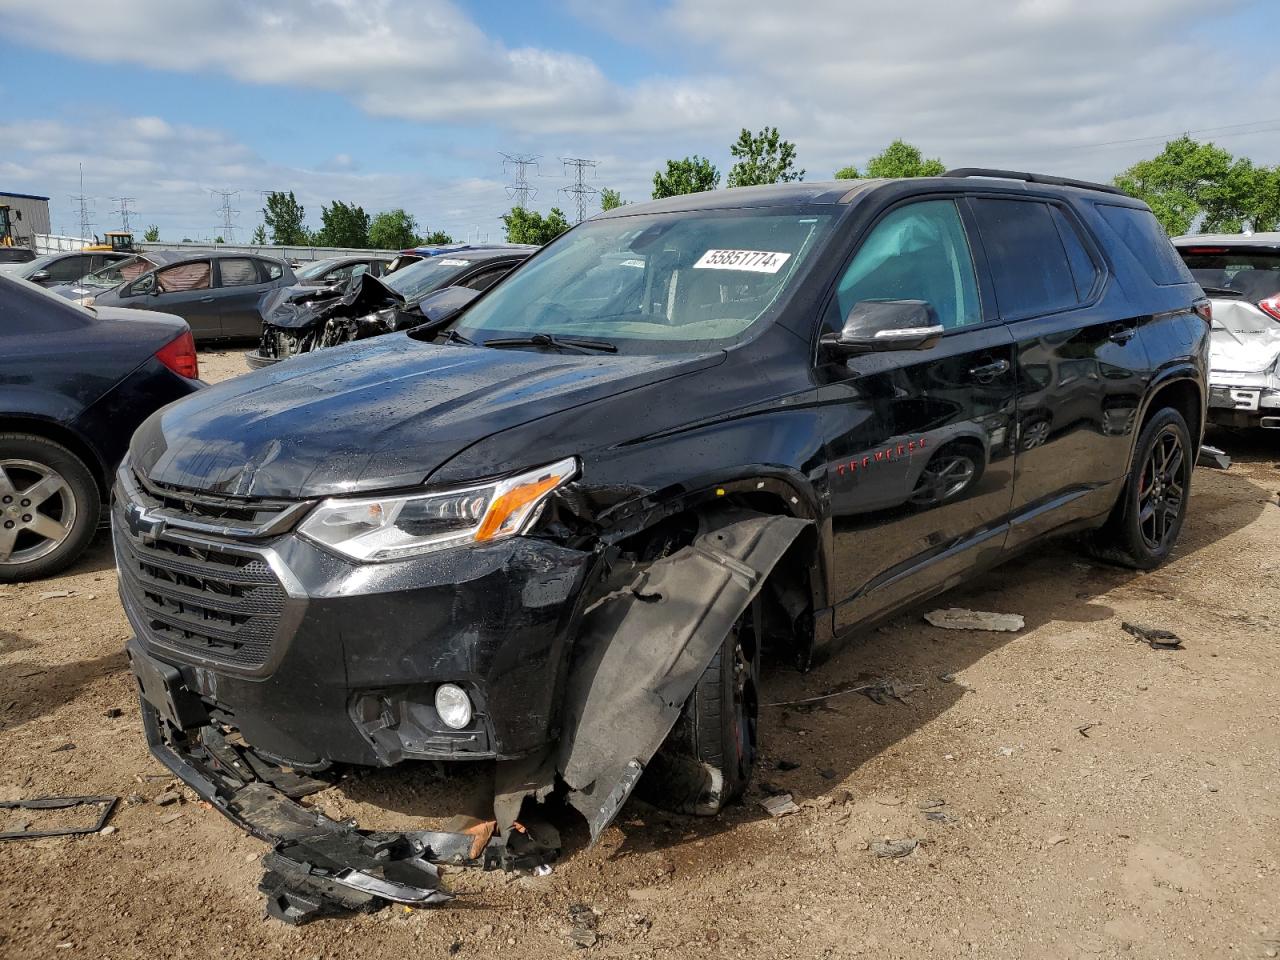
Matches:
[[439, 328, 474, 346], [483, 333, 618, 354], [1200, 285, 1245, 298]]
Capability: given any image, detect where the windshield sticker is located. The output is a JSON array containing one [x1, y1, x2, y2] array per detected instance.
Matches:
[[436, 259, 470, 267], [693, 249, 792, 273]]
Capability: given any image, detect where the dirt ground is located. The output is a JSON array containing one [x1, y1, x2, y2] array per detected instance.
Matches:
[[2, 346, 1277, 959]]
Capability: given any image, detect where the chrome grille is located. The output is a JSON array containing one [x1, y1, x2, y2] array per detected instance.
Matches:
[[113, 503, 288, 671]]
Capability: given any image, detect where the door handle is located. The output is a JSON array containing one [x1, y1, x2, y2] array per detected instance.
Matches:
[[1108, 326, 1136, 344], [199, 296, 215, 303], [968, 359, 1010, 382]]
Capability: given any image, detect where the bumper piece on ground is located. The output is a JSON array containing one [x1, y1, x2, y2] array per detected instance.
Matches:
[[141, 701, 558, 925]]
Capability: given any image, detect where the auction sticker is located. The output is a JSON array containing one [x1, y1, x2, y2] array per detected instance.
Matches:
[[693, 249, 792, 273]]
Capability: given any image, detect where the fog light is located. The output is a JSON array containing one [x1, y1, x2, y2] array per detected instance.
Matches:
[[434, 683, 472, 729]]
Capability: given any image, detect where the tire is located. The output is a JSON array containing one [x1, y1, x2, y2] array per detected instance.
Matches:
[[640, 612, 759, 816], [0, 434, 101, 583], [1088, 407, 1192, 570]]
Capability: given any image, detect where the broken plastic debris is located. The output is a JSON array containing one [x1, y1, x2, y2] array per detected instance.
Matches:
[[533, 863, 553, 877], [870, 838, 919, 858], [1121, 622, 1183, 650], [758, 793, 800, 818], [1197, 444, 1231, 470], [924, 608, 1024, 632]]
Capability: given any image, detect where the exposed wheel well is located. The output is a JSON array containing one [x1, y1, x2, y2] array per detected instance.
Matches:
[[1141, 379, 1202, 450], [615, 495, 820, 669], [0, 417, 108, 499]]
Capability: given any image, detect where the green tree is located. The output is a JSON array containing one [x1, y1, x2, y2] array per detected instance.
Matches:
[[1114, 136, 1280, 235], [600, 187, 623, 211], [501, 206, 571, 245], [251, 224, 267, 245], [834, 165, 860, 179], [313, 200, 370, 248], [726, 126, 804, 188], [652, 156, 720, 198], [142, 224, 160, 242], [262, 191, 309, 245], [419, 229, 453, 245], [866, 139, 946, 179], [213, 236, 225, 244], [368, 209, 420, 250]]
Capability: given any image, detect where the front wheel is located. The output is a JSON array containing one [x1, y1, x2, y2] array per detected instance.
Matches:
[[1089, 407, 1192, 570], [640, 612, 759, 815]]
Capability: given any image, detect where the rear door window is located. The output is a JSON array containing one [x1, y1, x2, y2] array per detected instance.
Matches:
[[1049, 206, 1101, 301], [45, 255, 91, 282], [217, 258, 259, 287], [970, 198, 1078, 319], [155, 261, 212, 293], [259, 259, 284, 281], [1096, 204, 1194, 286]]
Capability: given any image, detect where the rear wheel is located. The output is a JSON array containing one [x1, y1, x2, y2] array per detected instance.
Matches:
[[641, 611, 759, 815], [0, 434, 100, 582], [1089, 407, 1192, 570]]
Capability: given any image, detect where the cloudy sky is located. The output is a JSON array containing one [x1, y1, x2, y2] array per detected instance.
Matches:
[[2, 0, 1277, 244]]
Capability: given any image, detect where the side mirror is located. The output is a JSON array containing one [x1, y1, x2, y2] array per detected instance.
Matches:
[[29, 270, 50, 283], [821, 299, 944, 356], [148, 286, 161, 296]]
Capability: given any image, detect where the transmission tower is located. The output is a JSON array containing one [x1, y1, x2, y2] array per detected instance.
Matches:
[[501, 153, 540, 208], [71, 163, 94, 241], [111, 197, 136, 232], [559, 158, 600, 223], [211, 189, 241, 242]]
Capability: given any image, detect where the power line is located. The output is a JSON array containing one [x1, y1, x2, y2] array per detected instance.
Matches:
[[501, 153, 540, 208], [210, 188, 241, 243], [1018, 117, 1280, 158], [110, 197, 136, 233], [71, 162, 94, 241], [559, 157, 599, 223]]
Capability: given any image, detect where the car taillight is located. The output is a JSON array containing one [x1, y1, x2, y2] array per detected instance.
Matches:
[[155, 330, 199, 379], [1192, 298, 1212, 324], [1260, 295, 1280, 322]]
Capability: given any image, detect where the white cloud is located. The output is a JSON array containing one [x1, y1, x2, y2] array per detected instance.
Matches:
[[0, 115, 507, 243], [2, 0, 1277, 238]]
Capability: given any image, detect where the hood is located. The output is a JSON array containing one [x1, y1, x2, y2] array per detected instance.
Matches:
[[1210, 299, 1280, 374], [131, 334, 720, 498]]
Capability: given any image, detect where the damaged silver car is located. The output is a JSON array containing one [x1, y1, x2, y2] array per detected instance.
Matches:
[[1176, 233, 1280, 428]]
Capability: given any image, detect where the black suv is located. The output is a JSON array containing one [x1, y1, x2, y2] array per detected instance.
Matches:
[[116, 170, 1208, 914]]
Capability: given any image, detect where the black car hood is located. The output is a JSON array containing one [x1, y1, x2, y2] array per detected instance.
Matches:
[[261, 273, 401, 330], [131, 334, 720, 498]]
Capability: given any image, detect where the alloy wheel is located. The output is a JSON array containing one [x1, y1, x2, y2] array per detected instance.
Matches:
[[1137, 427, 1185, 552], [0, 459, 78, 565]]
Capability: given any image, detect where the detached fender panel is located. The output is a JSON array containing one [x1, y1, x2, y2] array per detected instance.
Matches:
[[552, 508, 809, 839]]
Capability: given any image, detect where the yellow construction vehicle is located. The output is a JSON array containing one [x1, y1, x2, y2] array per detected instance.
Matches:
[[0, 204, 19, 246], [83, 230, 137, 253]]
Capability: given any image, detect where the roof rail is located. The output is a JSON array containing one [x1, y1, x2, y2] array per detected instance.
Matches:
[[942, 168, 1126, 197]]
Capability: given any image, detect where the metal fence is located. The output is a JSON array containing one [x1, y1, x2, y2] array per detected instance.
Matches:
[[136, 241, 401, 262], [32, 235, 400, 262]]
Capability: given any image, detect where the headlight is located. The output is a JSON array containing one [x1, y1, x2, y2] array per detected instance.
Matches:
[[76, 295, 96, 307], [297, 456, 577, 562]]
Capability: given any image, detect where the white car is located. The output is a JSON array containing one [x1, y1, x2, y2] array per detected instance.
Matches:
[[1175, 233, 1280, 429]]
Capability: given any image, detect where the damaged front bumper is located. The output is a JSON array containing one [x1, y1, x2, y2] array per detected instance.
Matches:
[[137, 695, 557, 924]]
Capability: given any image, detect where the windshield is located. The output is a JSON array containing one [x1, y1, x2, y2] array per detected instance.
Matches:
[[451, 209, 832, 351], [81, 254, 157, 289], [383, 256, 475, 301], [1179, 247, 1280, 302], [295, 258, 341, 281]]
